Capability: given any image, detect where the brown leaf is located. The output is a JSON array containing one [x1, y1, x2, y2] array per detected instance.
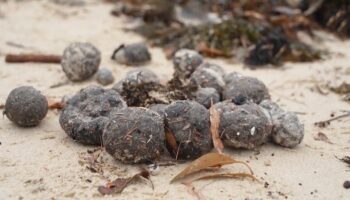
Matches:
[[165, 128, 178, 156], [0, 104, 4, 109], [196, 42, 232, 58], [171, 153, 253, 183], [189, 172, 258, 183], [98, 170, 151, 195], [209, 104, 224, 154], [314, 132, 333, 144]]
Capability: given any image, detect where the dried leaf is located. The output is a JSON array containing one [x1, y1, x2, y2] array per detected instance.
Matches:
[[171, 153, 253, 183], [314, 132, 333, 144], [0, 104, 4, 109], [165, 128, 178, 155], [196, 42, 232, 58], [189, 172, 258, 183], [98, 170, 151, 195], [209, 104, 224, 154]]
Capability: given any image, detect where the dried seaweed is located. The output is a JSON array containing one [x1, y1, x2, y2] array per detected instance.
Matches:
[[114, 0, 333, 66], [120, 74, 197, 107]]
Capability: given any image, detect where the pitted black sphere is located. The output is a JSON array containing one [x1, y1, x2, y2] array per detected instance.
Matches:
[[59, 86, 126, 145], [103, 107, 164, 164], [164, 100, 212, 160], [4, 86, 48, 127], [195, 87, 220, 109], [61, 42, 101, 82], [223, 73, 270, 104], [215, 101, 272, 149], [190, 63, 226, 93], [173, 49, 203, 78]]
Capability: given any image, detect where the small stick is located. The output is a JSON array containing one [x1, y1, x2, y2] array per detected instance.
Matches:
[[314, 112, 350, 128], [5, 54, 61, 63]]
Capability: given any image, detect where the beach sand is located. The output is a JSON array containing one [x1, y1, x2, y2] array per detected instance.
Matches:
[[0, 1, 349, 199]]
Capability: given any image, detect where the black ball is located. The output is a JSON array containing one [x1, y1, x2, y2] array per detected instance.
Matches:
[[5, 86, 48, 127], [103, 107, 164, 164]]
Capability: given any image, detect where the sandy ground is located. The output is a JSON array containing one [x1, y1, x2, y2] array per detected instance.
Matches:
[[0, 1, 349, 200]]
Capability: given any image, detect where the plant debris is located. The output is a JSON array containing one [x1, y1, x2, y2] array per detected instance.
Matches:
[[119, 73, 198, 107], [5, 53, 61, 63], [314, 112, 350, 128], [171, 152, 253, 183], [314, 132, 333, 144], [330, 82, 350, 94], [209, 104, 224, 154], [111, 0, 341, 66], [339, 156, 350, 168], [98, 169, 152, 195]]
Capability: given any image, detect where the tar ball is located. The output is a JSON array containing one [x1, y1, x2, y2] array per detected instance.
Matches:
[[195, 87, 220, 109], [112, 43, 151, 66], [173, 49, 203, 78], [223, 73, 270, 105], [112, 69, 160, 93], [215, 101, 272, 149], [190, 63, 226, 93], [59, 86, 127, 145], [260, 100, 304, 148], [61, 42, 101, 82], [164, 100, 212, 160], [103, 107, 164, 164], [4, 86, 48, 127], [96, 68, 115, 86]]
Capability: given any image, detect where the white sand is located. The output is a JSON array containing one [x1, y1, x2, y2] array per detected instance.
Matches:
[[0, 1, 349, 199]]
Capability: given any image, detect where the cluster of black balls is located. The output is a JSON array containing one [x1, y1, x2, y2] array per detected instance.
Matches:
[[4, 47, 304, 165]]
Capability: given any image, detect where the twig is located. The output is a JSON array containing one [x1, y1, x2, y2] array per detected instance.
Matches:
[[5, 54, 61, 63], [314, 112, 350, 128]]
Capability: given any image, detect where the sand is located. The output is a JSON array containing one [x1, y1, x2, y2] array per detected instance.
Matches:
[[0, 1, 349, 200]]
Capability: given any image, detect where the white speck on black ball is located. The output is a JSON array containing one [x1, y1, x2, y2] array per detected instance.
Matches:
[[215, 101, 272, 149], [103, 107, 164, 164], [61, 42, 101, 82], [164, 100, 212, 160], [4, 86, 48, 127], [59, 85, 126, 145], [96, 68, 115, 86]]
